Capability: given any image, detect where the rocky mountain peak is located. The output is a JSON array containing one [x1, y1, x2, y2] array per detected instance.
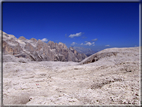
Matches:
[[2, 31, 17, 40], [30, 38, 37, 42], [37, 39, 44, 43], [47, 41, 55, 45], [47, 41, 56, 49], [18, 36, 27, 41], [58, 42, 67, 49], [58, 42, 64, 46]]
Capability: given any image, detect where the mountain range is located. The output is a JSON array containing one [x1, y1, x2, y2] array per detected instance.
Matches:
[[2, 31, 87, 62]]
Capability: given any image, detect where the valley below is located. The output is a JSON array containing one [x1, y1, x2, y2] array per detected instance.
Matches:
[[3, 47, 141, 106]]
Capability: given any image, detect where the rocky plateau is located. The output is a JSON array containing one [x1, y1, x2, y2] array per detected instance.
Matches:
[[1, 31, 141, 106]]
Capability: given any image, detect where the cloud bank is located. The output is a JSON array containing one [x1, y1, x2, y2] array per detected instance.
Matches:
[[69, 32, 82, 38]]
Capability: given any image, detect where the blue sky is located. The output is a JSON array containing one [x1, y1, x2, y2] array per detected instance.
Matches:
[[3, 2, 139, 51]]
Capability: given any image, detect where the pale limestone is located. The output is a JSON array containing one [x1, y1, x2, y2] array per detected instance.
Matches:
[[3, 47, 140, 106]]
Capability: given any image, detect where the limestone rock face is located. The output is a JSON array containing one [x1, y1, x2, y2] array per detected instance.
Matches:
[[46, 41, 87, 62], [3, 40, 23, 55], [58, 42, 68, 49], [47, 41, 57, 49], [69, 47, 87, 62], [2, 31, 87, 62]]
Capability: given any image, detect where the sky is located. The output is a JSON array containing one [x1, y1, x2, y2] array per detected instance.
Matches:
[[2, 2, 139, 51]]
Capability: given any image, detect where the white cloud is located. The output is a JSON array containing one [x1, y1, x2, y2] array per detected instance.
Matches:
[[83, 42, 95, 46], [69, 32, 82, 38], [80, 43, 84, 45], [41, 38, 48, 42], [71, 42, 76, 45], [85, 42, 92, 46], [92, 39, 97, 41], [105, 45, 110, 47]]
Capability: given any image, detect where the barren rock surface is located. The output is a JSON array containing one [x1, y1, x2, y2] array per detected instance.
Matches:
[[3, 47, 140, 106]]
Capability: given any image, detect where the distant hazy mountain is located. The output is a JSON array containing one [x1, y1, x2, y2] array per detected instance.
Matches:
[[2, 31, 87, 62], [72, 47, 96, 57]]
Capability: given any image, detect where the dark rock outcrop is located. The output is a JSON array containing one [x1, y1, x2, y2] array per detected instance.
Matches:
[[2, 31, 87, 62]]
